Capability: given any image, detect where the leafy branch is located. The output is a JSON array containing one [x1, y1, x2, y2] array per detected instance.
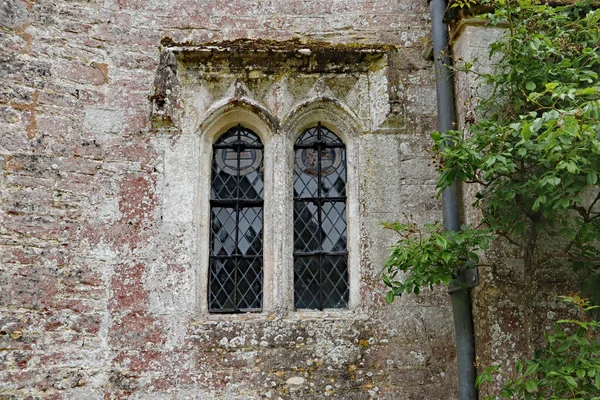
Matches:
[[383, 0, 600, 303], [382, 219, 492, 302]]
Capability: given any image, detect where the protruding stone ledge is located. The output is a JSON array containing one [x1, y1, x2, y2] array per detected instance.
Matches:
[[151, 38, 407, 133], [160, 37, 393, 74]]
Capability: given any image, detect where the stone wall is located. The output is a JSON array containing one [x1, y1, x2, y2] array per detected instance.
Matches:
[[0, 1, 459, 399]]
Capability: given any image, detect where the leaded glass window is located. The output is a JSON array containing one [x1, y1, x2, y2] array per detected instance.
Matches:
[[209, 125, 263, 313], [293, 123, 348, 310]]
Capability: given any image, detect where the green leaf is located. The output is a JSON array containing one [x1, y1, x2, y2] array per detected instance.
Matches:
[[547, 176, 561, 186], [485, 156, 497, 167], [531, 118, 544, 133], [524, 363, 539, 377], [532, 195, 546, 211], [526, 81, 536, 91], [578, 87, 598, 96], [563, 376, 577, 388], [524, 380, 538, 393], [587, 172, 598, 186], [385, 291, 395, 304], [566, 161, 578, 174], [521, 122, 532, 140], [435, 236, 448, 248]]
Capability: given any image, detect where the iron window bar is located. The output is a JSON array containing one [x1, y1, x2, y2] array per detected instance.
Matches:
[[293, 122, 349, 311], [209, 124, 264, 313]]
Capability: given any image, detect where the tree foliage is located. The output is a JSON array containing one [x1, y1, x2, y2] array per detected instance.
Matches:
[[383, 0, 600, 303]]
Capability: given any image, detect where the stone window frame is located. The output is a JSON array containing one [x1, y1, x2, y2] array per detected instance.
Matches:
[[196, 98, 361, 317]]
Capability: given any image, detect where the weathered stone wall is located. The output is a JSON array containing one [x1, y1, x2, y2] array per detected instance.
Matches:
[[1, 1, 458, 399]]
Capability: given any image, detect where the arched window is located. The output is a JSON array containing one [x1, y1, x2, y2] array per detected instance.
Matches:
[[293, 123, 348, 309], [209, 125, 264, 313]]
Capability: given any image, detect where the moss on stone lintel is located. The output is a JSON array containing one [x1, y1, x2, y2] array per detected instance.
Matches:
[[160, 37, 395, 54], [160, 38, 393, 74]]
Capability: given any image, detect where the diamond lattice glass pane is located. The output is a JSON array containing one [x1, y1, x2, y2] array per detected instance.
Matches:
[[209, 258, 236, 311], [295, 126, 343, 146], [209, 125, 263, 313], [216, 127, 262, 147], [294, 126, 345, 198], [294, 149, 318, 197], [211, 207, 236, 256], [321, 128, 343, 145], [238, 167, 263, 200], [236, 258, 262, 310], [321, 202, 347, 252], [215, 126, 262, 147], [211, 160, 239, 200], [238, 207, 263, 256], [294, 256, 321, 309], [321, 256, 348, 309], [293, 124, 348, 310], [294, 149, 319, 197], [295, 126, 319, 145], [212, 126, 263, 200], [294, 201, 320, 252], [322, 151, 346, 197], [294, 147, 345, 198]]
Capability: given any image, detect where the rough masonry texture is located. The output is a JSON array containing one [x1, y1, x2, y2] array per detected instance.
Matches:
[[1, 1, 457, 399], [0, 1, 576, 399]]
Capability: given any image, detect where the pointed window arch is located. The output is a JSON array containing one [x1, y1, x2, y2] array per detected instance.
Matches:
[[209, 124, 264, 313], [293, 123, 348, 310]]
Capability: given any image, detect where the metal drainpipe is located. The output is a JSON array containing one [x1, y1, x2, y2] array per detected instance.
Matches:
[[428, 1, 478, 399]]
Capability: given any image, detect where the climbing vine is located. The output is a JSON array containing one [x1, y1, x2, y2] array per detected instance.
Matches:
[[383, 0, 600, 302]]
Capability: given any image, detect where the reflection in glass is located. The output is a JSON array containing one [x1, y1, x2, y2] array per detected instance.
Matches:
[[209, 125, 263, 313], [293, 123, 348, 310]]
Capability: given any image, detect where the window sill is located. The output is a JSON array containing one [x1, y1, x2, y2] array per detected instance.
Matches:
[[287, 309, 368, 321], [191, 308, 368, 325]]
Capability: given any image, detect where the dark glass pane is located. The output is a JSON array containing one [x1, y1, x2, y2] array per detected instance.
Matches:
[[238, 168, 263, 200], [293, 124, 348, 310], [294, 256, 321, 309], [209, 258, 236, 311], [295, 126, 319, 146], [294, 126, 345, 198], [236, 258, 262, 310], [212, 159, 239, 200], [322, 256, 348, 309], [211, 126, 263, 200], [217, 128, 262, 146], [209, 125, 263, 313], [294, 200, 320, 252], [238, 207, 263, 256], [211, 207, 236, 256], [321, 202, 346, 252], [294, 147, 345, 198], [293, 149, 318, 197], [295, 126, 343, 146], [322, 151, 346, 197]]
